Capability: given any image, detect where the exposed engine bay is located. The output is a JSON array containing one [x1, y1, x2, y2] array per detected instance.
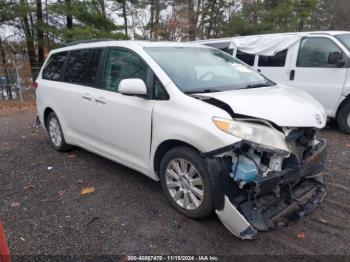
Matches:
[[204, 115, 327, 239], [189, 93, 328, 239]]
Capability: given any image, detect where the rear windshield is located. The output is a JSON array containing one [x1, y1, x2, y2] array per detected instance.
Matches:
[[335, 34, 350, 51]]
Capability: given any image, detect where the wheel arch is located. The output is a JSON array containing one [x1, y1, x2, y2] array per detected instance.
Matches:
[[336, 94, 350, 118], [43, 107, 55, 130], [153, 139, 201, 177]]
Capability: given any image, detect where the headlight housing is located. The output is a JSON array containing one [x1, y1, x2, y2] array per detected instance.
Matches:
[[213, 117, 290, 154]]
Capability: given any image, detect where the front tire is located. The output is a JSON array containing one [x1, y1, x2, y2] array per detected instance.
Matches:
[[159, 146, 214, 218], [337, 103, 350, 134], [46, 112, 71, 152]]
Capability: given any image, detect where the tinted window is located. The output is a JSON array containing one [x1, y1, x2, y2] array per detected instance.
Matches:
[[236, 50, 255, 66], [42, 52, 67, 80], [297, 37, 343, 67], [221, 48, 234, 55], [64, 49, 102, 86], [258, 49, 287, 67], [153, 77, 168, 100], [103, 49, 148, 92]]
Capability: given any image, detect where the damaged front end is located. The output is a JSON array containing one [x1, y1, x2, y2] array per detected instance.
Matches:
[[205, 123, 327, 240]]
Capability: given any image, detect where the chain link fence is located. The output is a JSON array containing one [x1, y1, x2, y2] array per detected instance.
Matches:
[[0, 67, 41, 103]]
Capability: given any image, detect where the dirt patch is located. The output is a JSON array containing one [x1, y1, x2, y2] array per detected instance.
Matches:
[[0, 100, 36, 113], [0, 108, 350, 255]]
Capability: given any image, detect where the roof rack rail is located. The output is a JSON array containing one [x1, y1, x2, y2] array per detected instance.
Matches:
[[63, 38, 116, 47]]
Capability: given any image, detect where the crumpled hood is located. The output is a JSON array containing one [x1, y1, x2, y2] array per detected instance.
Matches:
[[195, 85, 327, 128]]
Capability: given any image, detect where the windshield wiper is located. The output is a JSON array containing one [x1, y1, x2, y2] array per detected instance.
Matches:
[[184, 88, 221, 94], [244, 82, 276, 89]]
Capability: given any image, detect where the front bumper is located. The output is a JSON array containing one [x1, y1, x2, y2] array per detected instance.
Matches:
[[207, 140, 327, 239]]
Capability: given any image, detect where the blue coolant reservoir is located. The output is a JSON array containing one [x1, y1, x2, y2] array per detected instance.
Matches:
[[232, 154, 260, 183]]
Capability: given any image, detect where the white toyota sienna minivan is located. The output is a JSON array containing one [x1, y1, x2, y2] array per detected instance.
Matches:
[[35, 40, 328, 239]]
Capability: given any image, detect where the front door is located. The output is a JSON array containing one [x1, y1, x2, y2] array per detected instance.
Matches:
[[93, 48, 155, 174], [288, 36, 348, 117]]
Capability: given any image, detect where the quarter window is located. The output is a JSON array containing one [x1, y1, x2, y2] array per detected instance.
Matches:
[[42, 52, 67, 81], [153, 76, 169, 100], [297, 37, 343, 67], [103, 49, 148, 92], [258, 49, 287, 67], [236, 50, 255, 66], [64, 49, 102, 86]]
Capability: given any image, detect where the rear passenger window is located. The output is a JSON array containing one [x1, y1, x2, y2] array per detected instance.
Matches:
[[64, 49, 102, 87], [103, 49, 148, 92], [42, 52, 67, 81], [258, 49, 287, 67], [236, 50, 255, 66]]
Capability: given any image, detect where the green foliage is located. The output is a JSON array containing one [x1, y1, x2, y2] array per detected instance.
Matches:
[[223, 0, 319, 37], [49, 0, 128, 42]]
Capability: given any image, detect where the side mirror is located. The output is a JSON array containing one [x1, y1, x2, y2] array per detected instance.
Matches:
[[328, 51, 345, 66], [118, 79, 147, 96]]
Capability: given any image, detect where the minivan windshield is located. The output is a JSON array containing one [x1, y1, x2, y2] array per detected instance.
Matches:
[[145, 47, 275, 94], [335, 34, 350, 51]]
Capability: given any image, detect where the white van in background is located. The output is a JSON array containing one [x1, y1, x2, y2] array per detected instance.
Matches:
[[197, 31, 350, 134]]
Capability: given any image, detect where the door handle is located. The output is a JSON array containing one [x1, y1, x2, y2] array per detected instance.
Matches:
[[290, 70, 295, 81], [95, 97, 107, 105], [257, 69, 261, 72], [82, 94, 92, 101]]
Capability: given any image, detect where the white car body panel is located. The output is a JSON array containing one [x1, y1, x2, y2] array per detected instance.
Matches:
[[194, 85, 327, 128], [91, 88, 155, 174], [286, 36, 349, 117]]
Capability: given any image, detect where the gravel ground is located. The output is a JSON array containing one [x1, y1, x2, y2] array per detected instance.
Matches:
[[0, 107, 350, 256]]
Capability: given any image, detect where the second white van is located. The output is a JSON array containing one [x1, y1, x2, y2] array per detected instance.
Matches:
[[197, 31, 350, 134]]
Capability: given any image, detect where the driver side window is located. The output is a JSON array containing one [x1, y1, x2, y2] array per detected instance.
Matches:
[[297, 37, 343, 67], [103, 49, 148, 92]]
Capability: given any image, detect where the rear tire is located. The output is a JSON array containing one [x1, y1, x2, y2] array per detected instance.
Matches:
[[159, 146, 214, 219], [46, 112, 71, 152], [337, 103, 350, 134]]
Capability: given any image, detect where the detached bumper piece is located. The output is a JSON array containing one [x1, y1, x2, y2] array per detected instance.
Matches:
[[240, 179, 326, 231], [208, 140, 327, 240], [215, 196, 258, 240]]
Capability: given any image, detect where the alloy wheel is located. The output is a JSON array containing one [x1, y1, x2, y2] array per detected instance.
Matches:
[[48, 117, 62, 147], [165, 158, 204, 210]]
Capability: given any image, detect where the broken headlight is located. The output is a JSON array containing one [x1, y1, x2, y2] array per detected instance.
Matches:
[[213, 117, 290, 154]]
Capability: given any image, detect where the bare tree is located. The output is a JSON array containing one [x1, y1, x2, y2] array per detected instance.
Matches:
[[19, 0, 37, 78], [65, 0, 73, 29], [36, 0, 45, 66]]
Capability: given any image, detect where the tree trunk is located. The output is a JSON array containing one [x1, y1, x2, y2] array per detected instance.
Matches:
[[150, 0, 154, 39], [98, 0, 107, 31], [20, 0, 37, 80], [207, 0, 216, 38], [36, 0, 45, 66], [187, 0, 196, 40], [65, 0, 73, 29], [122, 0, 128, 36], [154, 0, 160, 40]]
